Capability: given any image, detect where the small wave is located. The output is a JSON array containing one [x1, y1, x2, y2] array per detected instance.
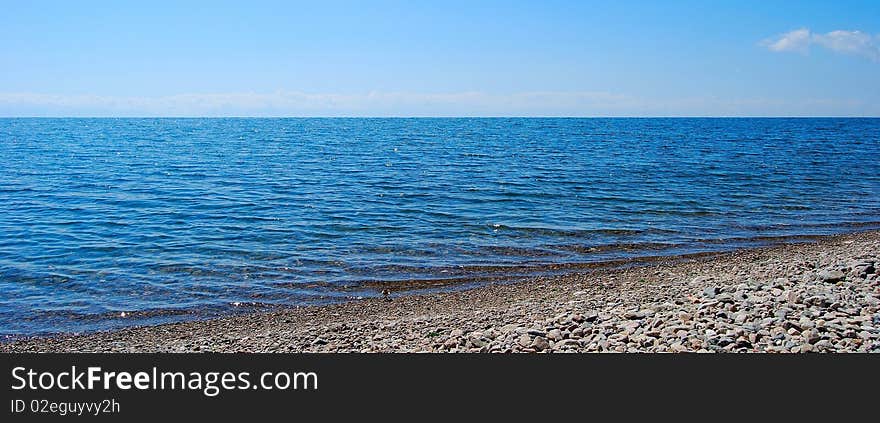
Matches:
[[550, 241, 679, 253], [483, 224, 666, 237]]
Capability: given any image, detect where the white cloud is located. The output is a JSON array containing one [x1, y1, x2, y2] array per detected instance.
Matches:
[[764, 28, 813, 53], [814, 30, 880, 61], [763, 28, 880, 61]]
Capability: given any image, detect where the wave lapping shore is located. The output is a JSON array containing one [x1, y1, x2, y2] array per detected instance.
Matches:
[[4, 118, 880, 335], [3, 231, 879, 353]]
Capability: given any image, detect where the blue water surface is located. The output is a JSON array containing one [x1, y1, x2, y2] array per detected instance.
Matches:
[[1, 118, 879, 336]]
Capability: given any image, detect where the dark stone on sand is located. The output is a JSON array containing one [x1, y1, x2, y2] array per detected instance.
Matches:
[[818, 269, 845, 283]]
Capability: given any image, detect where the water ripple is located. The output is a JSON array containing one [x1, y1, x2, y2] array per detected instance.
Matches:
[[1, 117, 879, 335]]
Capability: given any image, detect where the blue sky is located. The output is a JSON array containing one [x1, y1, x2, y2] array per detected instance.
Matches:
[[1, 0, 879, 116]]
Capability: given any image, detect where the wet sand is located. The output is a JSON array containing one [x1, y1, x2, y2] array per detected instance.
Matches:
[[2, 231, 878, 353]]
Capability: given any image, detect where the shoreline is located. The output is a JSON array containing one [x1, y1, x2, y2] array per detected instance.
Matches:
[[2, 230, 878, 352]]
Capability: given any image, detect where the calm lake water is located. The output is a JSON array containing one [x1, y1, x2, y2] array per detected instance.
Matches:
[[1, 118, 879, 336]]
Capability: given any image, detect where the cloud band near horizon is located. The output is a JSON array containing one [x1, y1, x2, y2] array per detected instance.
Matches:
[[0, 91, 875, 117]]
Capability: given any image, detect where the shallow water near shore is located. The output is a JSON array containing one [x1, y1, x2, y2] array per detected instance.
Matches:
[[1, 117, 879, 336]]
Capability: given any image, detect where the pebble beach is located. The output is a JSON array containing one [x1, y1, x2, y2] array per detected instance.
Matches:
[[3, 231, 878, 353]]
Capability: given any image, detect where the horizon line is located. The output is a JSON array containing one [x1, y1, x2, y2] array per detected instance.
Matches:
[[2, 115, 879, 119]]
